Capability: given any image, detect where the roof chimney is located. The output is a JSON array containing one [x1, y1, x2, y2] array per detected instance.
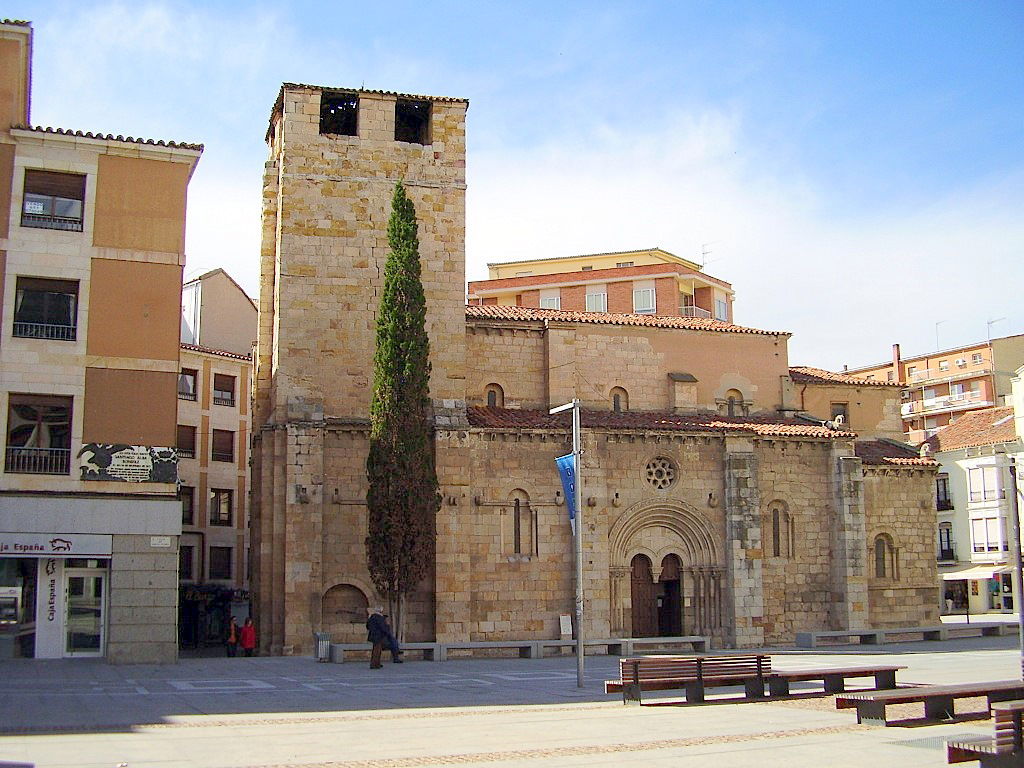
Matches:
[[892, 343, 901, 383]]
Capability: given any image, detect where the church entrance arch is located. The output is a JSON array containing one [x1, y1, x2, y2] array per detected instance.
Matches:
[[609, 499, 723, 638]]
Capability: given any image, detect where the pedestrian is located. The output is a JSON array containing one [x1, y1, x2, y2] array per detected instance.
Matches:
[[944, 590, 954, 614], [240, 617, 257, 657], [366, 606, 402, 668], [226, 616, 239, 657]]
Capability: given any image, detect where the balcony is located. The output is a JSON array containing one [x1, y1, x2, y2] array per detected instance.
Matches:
[[901, 391, 994, 417], [13, 321, 76, 341], [937, 499, 954, 512], [937, 546, 957, 562], [4, 446, 71, 475], [680, 306, 712, 319]]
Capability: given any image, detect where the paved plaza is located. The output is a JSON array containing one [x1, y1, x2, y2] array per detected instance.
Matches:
[[0, 631, 1021, 768]]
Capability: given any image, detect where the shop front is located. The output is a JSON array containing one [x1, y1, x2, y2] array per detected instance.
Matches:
[[0, 533, 112, 659], [941, 563, 1013, 617]]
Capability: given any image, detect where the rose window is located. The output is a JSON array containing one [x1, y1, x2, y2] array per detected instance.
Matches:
[[645, 456, 677, 490]]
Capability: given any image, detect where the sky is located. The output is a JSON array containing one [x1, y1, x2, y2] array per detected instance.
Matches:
[[8, 1, 1023, 370]]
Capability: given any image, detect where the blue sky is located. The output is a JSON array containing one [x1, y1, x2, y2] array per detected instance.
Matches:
[[9, 1, 1023, 369]]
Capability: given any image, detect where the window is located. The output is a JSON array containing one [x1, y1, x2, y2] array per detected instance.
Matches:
[[485, 383, 504, 408], [938, 523, 954, 560], [972, 353, 983, 365], [971, 516, 1004, 553], [585, 290, 607, 312], [213, 374, 236, 407], [611, 387, 628, 413], [936, 474, 952, 511], [21, 170, 85, 231], [176, 425, 197, 459], [210, 488, 233, 526], [212, 430, 234, 463], [907, 366, 917, 376], [616, 261, 633, 268], [13, 277, 78, 340], [319, 92, 358, 136], [830, 402, 849, 426], [950, 382, 965, 400], [180, 486, 195, 525], [5, 394, 72, 475], [179, 545, 194, 581], [873, 534, 896, 579], [177, 369, 197, 401], [714, 299, 728, 321], [887, 371, 895, 382], [968, 466, 1002, 502], [633, 288, 655, 314], [505, 490, 535, 557], [767, 502, 793, 558], [539, 288, 560, 310], [724, 388, 744, 417], [209, 546, 232, 580], [938, 360, 949, 371], [514, 271, 533, 277], [581, 266, 593, 271], [395, 99, 430, 144]]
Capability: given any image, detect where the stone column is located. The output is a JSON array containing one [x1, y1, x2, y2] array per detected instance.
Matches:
[[829, 449, 869, 629], [609, 566, 630, 636], [724, 438, 764, 648], [434, 429, 471, 642]]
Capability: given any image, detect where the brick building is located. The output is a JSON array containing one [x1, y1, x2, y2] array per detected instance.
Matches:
[[251, 83, 939, 655], [0, 21, 202, 663]]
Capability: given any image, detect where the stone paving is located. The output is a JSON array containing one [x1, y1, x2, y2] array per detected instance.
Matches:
[[0, 632, 1021, 768]]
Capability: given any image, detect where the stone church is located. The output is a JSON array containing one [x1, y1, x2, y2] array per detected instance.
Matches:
[[252, 84, 939, 655]]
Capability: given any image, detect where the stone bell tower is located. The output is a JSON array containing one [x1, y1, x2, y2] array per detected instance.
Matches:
[[252, 84, 468, 654]]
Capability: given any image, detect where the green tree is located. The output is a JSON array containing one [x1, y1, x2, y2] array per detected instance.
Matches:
[[365, 180, 440, 637]]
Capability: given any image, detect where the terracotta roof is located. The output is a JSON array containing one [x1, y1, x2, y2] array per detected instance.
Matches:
[[469, 262, 733, 293], [487, 248, 689, 268], [180, 343, 251, 362], [790, 366, 900, 387], [855, 439, 937, 466], [465, 305, 788, 336], [467, 407, 855, 438], [12, 125, 203, 152], [924, 407, 1017, 453]]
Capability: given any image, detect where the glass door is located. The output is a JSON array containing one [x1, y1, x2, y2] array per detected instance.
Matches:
[[65, 570, 105, 656]]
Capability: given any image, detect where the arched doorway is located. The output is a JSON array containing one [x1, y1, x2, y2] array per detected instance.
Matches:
[[658, 554, 683, 636], [630, 554, 657, 637]]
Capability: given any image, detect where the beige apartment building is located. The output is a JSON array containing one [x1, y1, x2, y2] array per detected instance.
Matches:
[[177, 268, 256, 649], [468, 248, 735, 322], [0, 21, 201, 662], [251, 82, 939, 656], [847, 336, 1024, 443]]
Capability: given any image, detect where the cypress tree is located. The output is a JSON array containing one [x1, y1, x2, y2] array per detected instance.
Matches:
[[365, 180, 440, 635]]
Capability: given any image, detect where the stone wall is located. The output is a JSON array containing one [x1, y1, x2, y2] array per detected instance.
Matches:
[[107, 533, 178, 664]]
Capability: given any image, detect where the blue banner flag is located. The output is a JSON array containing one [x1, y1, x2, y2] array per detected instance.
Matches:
[[555, 453, 577, 535]]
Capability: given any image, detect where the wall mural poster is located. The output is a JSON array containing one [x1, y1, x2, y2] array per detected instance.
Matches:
[[78, 444, 178, 483]]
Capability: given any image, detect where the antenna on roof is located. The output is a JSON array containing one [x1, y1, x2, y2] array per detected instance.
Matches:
[[699, 241, 720, 269]]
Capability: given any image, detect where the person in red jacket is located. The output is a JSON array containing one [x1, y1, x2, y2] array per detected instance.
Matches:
[[239, 617, 257, 657]]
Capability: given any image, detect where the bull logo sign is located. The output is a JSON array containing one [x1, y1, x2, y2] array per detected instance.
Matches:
[[49, 538, 72, 552]]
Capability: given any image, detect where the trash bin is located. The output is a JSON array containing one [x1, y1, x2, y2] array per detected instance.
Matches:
[[313, 631, 331, 662]]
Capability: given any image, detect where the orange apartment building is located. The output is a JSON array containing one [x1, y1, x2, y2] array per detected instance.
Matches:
[[177, 268, 256, 649], [468, 248, 735, 322], [0, 21, 202, 662], [847, 336, 1024, 444]]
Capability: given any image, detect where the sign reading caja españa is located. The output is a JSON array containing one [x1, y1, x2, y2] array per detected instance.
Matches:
[[0, 533, 112, 557]]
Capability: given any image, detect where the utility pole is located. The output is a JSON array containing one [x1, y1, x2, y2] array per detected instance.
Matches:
[[1008, 456, 1024, 680], [551, 399, 584, 688]]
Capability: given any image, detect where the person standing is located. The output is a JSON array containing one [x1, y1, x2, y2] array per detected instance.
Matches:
[[240, 617, 257, 657], [366, 606, 402, 668], [226, 616, 239, 657]]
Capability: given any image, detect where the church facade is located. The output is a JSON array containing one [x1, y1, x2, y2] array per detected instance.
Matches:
[[251, 84, 938, 655]]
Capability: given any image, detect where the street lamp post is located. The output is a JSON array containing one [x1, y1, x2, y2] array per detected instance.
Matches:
[[550, 399, 584, 688], [1008, 457, 1024, 680]]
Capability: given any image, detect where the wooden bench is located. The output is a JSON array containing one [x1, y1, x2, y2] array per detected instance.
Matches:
[[537, 635, 709, 658], [948, 699, 1024, 767], [836, 680, 1024, 726], [329, 641, 441, 663], [437, 640, 539, 661], [796, 622, 1015, 648], [767, 664, 905, 696], [605, 654, 770, 704]]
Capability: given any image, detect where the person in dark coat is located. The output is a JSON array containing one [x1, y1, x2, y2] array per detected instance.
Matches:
[[366, 606, 402, 668], [226, 616, 239, 657]]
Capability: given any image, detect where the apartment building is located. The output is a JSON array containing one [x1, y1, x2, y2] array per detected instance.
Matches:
[[847, 336, 1024, 444], [468, 248, 735, 322], [0, 21, 202, 662], [177, 268, 256, 649]]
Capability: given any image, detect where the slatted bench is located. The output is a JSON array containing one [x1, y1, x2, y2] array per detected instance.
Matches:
[[605, 654, 770, 704], [767, 664, 905, 696], [438, 640, 540, 661], [947, 699, 1024, 767], [537, 635, 709, 658], [329, 641, 441, 663], [836, 680, 1024, 726], [796, 622, 1015, 648]]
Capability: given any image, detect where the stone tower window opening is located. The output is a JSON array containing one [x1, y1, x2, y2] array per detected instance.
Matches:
[[506, 489, 536, 558], [645, 456, 677, 490], [611, 387, 628, 413], [766, 500, 793, 558], [725, 388, 743, 417], [319, 92, 359, 136], [873, 533, 897, 580], [485, 383, 504, 408], [395, 99, 431, 144]]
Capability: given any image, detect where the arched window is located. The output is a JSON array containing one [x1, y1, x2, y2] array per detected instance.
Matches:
[[766, 500, 792, 558], [611, 387, 629, 413], [505, 489, 535, 557], [725, 388, 743, 417], [485, 383, 504, 408], [874, 534, 896, 579]]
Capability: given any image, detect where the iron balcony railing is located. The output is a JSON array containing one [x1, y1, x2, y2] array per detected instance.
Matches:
[[177, 447, 196, 459], [12, 321, 76, 341], [211, 450, 234, 462], [21, 213, 83, 232], [937, 499, 954, 511], [177, 390, 197, 401], [680, 306, 712, 318], [937, 546, 957, 561], [4, 446, 71, 475], [212, 395, 235, 407]]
